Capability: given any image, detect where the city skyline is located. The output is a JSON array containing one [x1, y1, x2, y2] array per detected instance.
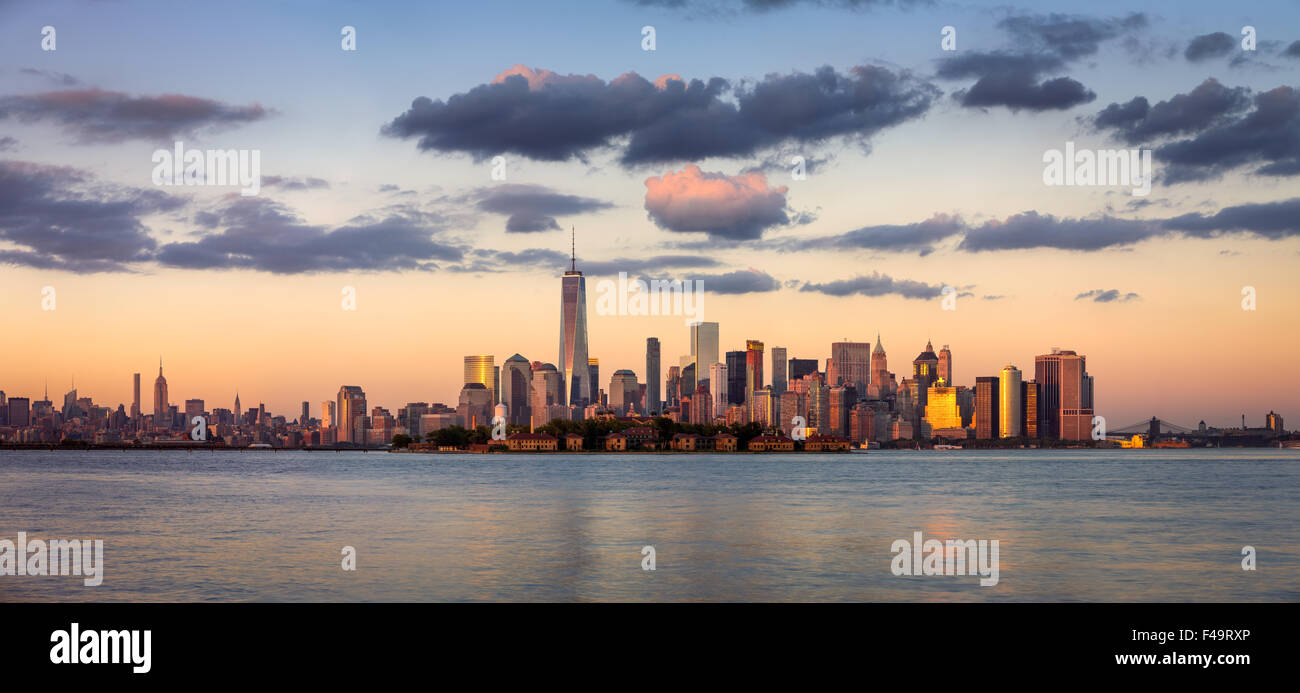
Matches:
[[1, 0, 1298, 427]]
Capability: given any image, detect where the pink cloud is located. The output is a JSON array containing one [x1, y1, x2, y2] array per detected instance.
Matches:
[[643, 164, 791, 240]]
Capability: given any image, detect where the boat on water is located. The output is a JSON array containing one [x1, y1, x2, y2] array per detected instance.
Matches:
[[933, 444, 963, 450]]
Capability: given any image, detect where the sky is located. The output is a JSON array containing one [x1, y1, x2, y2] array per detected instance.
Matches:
[[1, 0, 1298, 429]]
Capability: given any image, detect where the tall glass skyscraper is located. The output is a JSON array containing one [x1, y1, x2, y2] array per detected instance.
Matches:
[[559, 230, 590, 407], [645, 338, 660, 415], [689, 321, 719, 387]]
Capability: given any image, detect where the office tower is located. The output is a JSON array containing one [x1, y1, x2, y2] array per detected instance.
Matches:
[[336, 386, 366, 443], [665, 366, 680, 408], [464, 355, 496, 395], [938, 345, 953, 386], [153, 360, 169, 429], [1266, 411, 1284, 433], [1022, 381, 1040, 438], [609, 370, 639, 415], [457, 383, 493, 430], [974, 377, 999, 439], [131, 373, 141, 420], [709, 362, 728, 418], [401, 403, 429, 433], [725, 351, 747, 405], [321, 400, 335, 428], [825, 358, 838, 388], [0, 391, 5, 427], [829, 385, 857, 436], [779, 390, 804, 436], [501, 354, 531, 425], [924, 381, 962, 430], [690, 383, 713, 425], [1036, 349, 1091, 439], [849, 403, 874, 444], [751, 386, 774, 428], [530, 363, 563, 429], [679, 362, 696, 405], [804, 372, 828, 434], [788, 358, 818, 383], [7, 397, 30, 427], [771, 347, 788, 395], [558, 229, 590, 407], [234, 392, 241, 423], [869, 335, 890, 398], [645, 338, 661, 415], [587, 358, 599, 405], [62, 387, 80, 420], [300, 401, 310, 425], [998, 366, 1022, 438], [689, 321, 720, 387], [830, 341, 871, 393], [912, 341, 939, 413], [745, 340, 764, 420]]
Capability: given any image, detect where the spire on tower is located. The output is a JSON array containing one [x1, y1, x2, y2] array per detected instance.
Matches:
[[570, 226, 576, 272]]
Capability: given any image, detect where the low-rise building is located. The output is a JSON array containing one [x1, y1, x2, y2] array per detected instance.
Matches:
[[563, 433, 584, 451], [603, 432, 628, 451], [505, 432, 558, 451], [804, 434, 850, 451], [748, 434, 795, 451]]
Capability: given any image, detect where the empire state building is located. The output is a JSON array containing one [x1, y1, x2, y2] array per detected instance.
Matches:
[[558, 228, 590, 407]]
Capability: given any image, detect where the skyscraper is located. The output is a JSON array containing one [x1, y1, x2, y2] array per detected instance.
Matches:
[[771, 347, 788, 395], [869, 334, 890, 399], [587, 358, 599, 405], [502, 354, 531, 425], [788, 358, 818, 383], [938, 345, 953, 385], [689, 321, 719, 387], [153, 360, 169, 429], [1035, 349, 1090, 439], [530, 363, 563, 430], [725, 350, 747, 406], [609, 370, 639, 415], [321, 400, 335, 428], [709, 362, 728, 418], [999, 366, 1022, 438], [558, 229, 590, 407], [464, 355, 496, 395], [1022, 381, 1040, 438], [301, 401, 310, 425], [830, 341, 871, 393], [131, 372, 141, 421], [645, 338, 661, 415], [745, 340, 764, 422], [336, 386, 366, 443], [975, 376, 999, 440], [912, 341, 939, 414]]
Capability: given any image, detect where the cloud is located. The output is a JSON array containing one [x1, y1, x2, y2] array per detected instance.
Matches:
[[261, 175, 330, 191], [772, 213, 963, 255], [382, 63, 936, 165], [936, 14, 1145, 112], [1075, 289, 1140, 302], [1286, 41, 1300, 59], [471, 183, 614, 232], [0, 135, 15, 151], [1091, 78, 1251, 144], [643, 165, 791, 240], [582, 254, 723, 276], [0, 160, 181, 272], [1161, 197, 1300, 239], [0, 88, 272, 143], [958, 211, 1161, 252], [1184, 32, 1235, 62], [799, 271, 947, 299], [1155, 85, 1300, 182], [154, 197, 465, 274], [689, 268, 780, 294]]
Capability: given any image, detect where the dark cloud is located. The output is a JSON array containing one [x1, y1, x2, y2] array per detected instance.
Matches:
[[0, 135, 15, 151], [1091, 78, 1251, 144], [583, 255, 723, 276], [471, 183, 614, 232], [1156, 85, 1300, 182], [799, 271, 946, 299], [382, 64, 936, 166], [958, 212, 1160, 252], [1184, 32, 1235, 62], [154, 197, 464, 274], [261, 175, 330, 191], [1161, 197, 1300, 239], [1286, 41, 1300, 59], [772, 213, 963, 255], [626, 0, 926, 9], [0, 88, 272, 143], [936, 14, 1144, 112], [0, 160, 181, 272], [1076, 289, 1140, 303], [689, 268, 780, 294]]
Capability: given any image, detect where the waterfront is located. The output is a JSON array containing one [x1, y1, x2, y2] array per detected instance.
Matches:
[[1, 448, 1296, 602]]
